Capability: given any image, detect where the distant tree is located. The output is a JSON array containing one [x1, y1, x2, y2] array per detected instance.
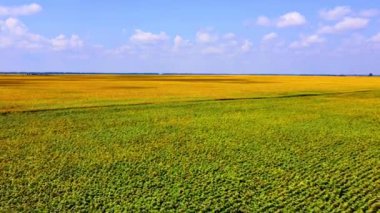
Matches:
[[369, 73, 373, 76]]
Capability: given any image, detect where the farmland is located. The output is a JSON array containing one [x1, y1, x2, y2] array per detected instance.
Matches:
[[0, 75, 379, 211]]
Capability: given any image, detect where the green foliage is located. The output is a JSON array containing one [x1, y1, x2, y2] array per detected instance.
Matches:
[[1, 91, 379, 211]]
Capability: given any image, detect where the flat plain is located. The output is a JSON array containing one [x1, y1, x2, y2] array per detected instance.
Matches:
[[0, 75, 379, 211]]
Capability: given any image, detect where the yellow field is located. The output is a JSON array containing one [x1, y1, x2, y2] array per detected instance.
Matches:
[[1, 75, 379, 113], [1, 74, 380, 211]]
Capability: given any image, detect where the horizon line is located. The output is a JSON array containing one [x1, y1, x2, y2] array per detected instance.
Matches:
[[0, 71, 378, 77]]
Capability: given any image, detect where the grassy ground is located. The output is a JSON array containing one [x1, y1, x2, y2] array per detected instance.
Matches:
[[0, 75, 379, 211]]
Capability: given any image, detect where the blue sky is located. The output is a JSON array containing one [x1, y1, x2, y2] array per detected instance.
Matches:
[[1, 1, 380, 74]]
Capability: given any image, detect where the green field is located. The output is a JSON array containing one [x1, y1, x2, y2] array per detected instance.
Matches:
[[0, 75, 379, 211]]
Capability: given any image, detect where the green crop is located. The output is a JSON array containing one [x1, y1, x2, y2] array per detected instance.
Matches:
[[0, 77, 379, 212]]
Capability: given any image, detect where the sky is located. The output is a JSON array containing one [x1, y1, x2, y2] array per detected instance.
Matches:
[[0, 1, 380, 74]]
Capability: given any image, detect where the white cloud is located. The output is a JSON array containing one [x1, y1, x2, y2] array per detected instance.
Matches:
[[262, 32, 278, 41], [0, 17, 85, 51], [332, 17, 369, 31], [319, 6, 379, 20], [255, 12, 306, 28], [0, 3, 42, 17], [276, 12, 306, 28], [2, 17, 27, 35], [173, 35, 183, 48], [196, 31, 218, 43], [241, 40, 253, 52], [107, 45, 132, 55], [0, 36, 12, 47], [318, 17, 369, 34], [370, 33, 380, 43], [197, 31, 252, 54], [290, 34, 325, 48], [359, 9, 380, 18], [0, 17, 46, 49], [130, 29, 169, 44], [173, 35, 190, 51], [110, 30, 253, 57], [196, 31, 253, 55], [320, 6, 352, 21], [51, 34, 84, 51], [201, 46, 224, 55], [256, 16, 271, 26], [223, 33, 236, 40]]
